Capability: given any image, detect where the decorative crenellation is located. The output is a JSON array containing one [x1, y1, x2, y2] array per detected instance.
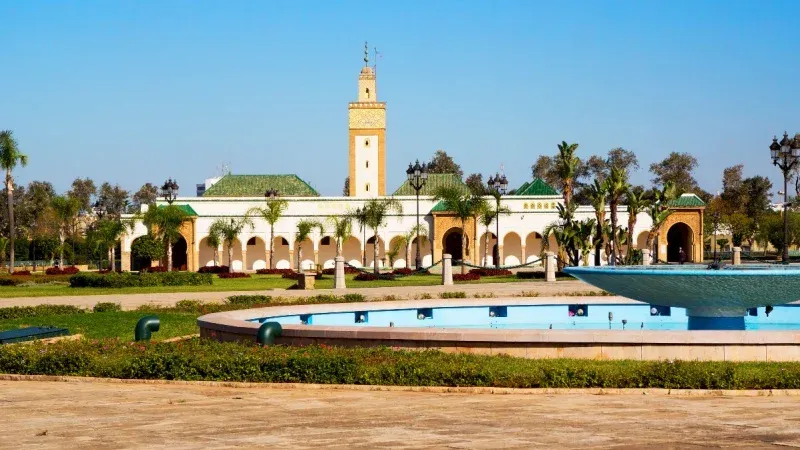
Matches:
[[349, 108, 386, 129], [348, 102, 386, 108], [522, 201, 558, 210]]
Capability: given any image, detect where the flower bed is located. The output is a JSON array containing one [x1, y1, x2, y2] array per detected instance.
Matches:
[[199, 265, 229, 274], [69, 272, 213, 288], [218, 272, 251, 279], [11, 270, 31, 276], [141, 266, 167, 273], [4, 339, 800, 389], [321, 267, 360, 275], [45, 266, 80, 275], [256, 268, 295, 275], [453, 273, 481, 281], [354, 272, 395, 281], [469, 268, 512, 277], [516, 271, 572, 279]]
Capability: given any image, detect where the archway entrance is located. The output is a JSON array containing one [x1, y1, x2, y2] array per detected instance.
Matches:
[[171, 237, 188, 270], [443, 229, 464, 261], [666, 223, 692, 263]]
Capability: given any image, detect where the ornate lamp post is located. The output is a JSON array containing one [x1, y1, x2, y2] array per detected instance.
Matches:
[[406, 160, 428, 268], [264, 188, 279, 199], [487, 173, 508, 268], [770, 132, 800, 264], [161, 178, 179, 205]]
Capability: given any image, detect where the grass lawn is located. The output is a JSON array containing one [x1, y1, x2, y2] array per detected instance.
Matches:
[[0, 311, 199, 340], [0, 273, 545, 298]]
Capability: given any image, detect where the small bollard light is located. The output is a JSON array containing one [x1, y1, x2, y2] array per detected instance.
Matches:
[[766, 305, 774, 317], [389, 321, 395, 327], [650, 307, 659, 316], [577, 308, 584, 316], [489, 310, 496, 317], [549, 324, 553, 329], [622, 319, 628, 330], [608, 312, 613, 329]]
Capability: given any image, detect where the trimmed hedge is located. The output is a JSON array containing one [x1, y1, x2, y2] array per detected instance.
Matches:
[[469, 268, 512, 277], [92, 302, 122, 313], [453, 273, 480, 281], [257, 268, 295, 275], [11, 270, 31, 276], [321, 267, 360, 275], [218, 272, 251, 279], [354, 272, 395, 281], [69, 272, 213, 288], [0, 274, 74, 286], [4, 339, 800, 389], [199, 266, 229, 274], [45, 266, 80, 275], [516, 271, 572, 280], [0, 304, 85, 320]]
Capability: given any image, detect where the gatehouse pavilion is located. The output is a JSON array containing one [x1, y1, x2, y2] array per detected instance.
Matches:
[[120, 59, 705, 272]]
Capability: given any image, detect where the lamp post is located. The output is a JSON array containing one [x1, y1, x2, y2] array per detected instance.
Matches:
[[406, 160, 428, 269], [770, 132, 800, 264], [487, 173, 508, 268], [92, 201, 107, 270], [161, 178, 179, 205], [711, 210, 720, 268], [264, 188, 279, 199], [356, 206, 366, 267]]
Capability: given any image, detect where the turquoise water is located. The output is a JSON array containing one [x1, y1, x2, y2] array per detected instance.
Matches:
[[251, 304, 800, 331]]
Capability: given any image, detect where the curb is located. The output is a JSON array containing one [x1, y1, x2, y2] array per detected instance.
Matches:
[[1, 374, 797, 397]]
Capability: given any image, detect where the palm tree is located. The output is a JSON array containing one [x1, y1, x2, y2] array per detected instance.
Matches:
[[205, 225, 222, 267], [51, 195, 80, 267], [0, 236, 7, 267], [606, 166, 629, 264], [327, 215, 352, 257], [644, 181, 678, 256], [574, 218, 597, 266], [587, 179, 609, 266], [348, 206, 369, 266], [479, 206, 496, 266], [142, 205, 189, 271], [555, 141, 580, 206], [0, 131, 28, 273], [625, 188, 649, 264], [209, 217, 254, 272], [295, 220, 324, 271], [246, 199, 288, 269], [391, 224, 429, 269], [543, 202, 581, 268], [362, 198, 403, 274], [432, 186, 486, 274], [93, 218, 130, 271]]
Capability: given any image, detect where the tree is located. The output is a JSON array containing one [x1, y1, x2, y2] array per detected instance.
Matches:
[[142, 205, 189, 271], [607, 167, 630, 263], [432, 187, 486, 274], [130, 183, 158, 213], [586, 148, 639, 183], [742, 176, 773, 222], [246, 198, 288, 269], [91, 218, 129, 270], [362, 198, 403, 274], [342, 177, 350, 196], [649, 152, 700, 195], [205, 225, 222, 267], [97, 182, 130, 217], [479, 206, 496, 266], [555, 141, 581, 206], [328, 216, 352, 258], [130, 234, 164, 268], [464, 173, 487, 196], [726, 212, 755, 248], [719, 165, 745, 214], [391, 224, 428, 269], [531, 155, 561, 189], [68, 178, 96, 214], [0, 130, 28, 273], [542, 202, 582, 268], [625, 188, 648, 264], [644, 182, 677, 253], [295, 220, 324, 271], [51, 195, 80, 267], [208, 217, 254, 273], [0, 236, 8, 267], [587, 179, 609, 266], [427, 149, 463, 177]]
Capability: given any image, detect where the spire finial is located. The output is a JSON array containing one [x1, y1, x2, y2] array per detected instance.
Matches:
[[364, 41, 369, 66]]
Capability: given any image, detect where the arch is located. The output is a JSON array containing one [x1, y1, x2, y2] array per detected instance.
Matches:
[[666, 222, 693, 263], [365, 235, 386, 270], [294, 237, 315, 271], [479, 232, 497, 266], [318, 236, 337, 269], [171, 236, 188, 271], [442, 227, 469, 261], [636, 231, 649, 253], [503, 232, 522, 266], [222, 238, 243, 271], [342, 236, 361, 267], [198, 236, 220, 268], [388, 236, 407, 268], [525, 232, 544, 264], [547, 234, 559, 254], [271, 236, 291, 269], [246, 236, 267, 271], [130, 236, 154, 272], [411, 236, 433, 268]]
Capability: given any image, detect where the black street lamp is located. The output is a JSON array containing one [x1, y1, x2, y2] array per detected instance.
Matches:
[[264, 188, 279, 199], [487, 173, 508, 268], [770, 132, 800, 264], [93, 200, 106, 219], [161, 178, 179, 205], [406, 160, 428, 268]]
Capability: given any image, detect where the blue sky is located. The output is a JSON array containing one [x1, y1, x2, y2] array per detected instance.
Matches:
[[2, 0, 799, 198]]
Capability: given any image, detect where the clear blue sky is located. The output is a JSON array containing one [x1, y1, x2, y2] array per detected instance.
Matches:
[[2, 0, 799, 198]]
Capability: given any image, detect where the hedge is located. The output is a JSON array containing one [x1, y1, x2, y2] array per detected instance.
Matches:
[[218, 272, 250, 279], [45, 266, 80, 275], [199, 266, 229, 274], [69, 272, 213, 288], [0, 304, 85, 320], [3, 339, 800, 389]]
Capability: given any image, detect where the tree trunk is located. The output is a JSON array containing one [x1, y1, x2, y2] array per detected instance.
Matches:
[[594, 212, 604, 266], [108, 248, 112, 271], [111, 245, 116, 272], [59, 232, 65, 268], [228, 245, 234, 273], [213, 248, 218, 266], [167, 241, 173, 271], [626, 215, 636, 264], [269, 225, 275, 269], [372, 229, 379, 275], [484, 227, 490, 266], [405, 243, 410, 269], [461, 219, 467, 275], [7, 171, 14, 274], [610, 201, 620, 264]]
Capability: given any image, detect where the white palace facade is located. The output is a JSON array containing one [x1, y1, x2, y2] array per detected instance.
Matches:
[[121, 60, 706, 272]]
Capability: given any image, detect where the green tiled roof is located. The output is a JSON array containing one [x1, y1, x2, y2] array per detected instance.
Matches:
[[513, 178, 559, 196], [392, 173, 469, 196], [158, 204, 198, 216], [202, 174, 319, 197], [431, 201, 453, 212], [667, 193, 706, 208], [513, 181, 530, 194]]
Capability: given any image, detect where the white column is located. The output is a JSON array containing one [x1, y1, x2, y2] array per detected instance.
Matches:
[[442, 254, 453, 286], [641, 249, 652, 266], [335, 256, 346, 289], [545, 252, 556, 282], [732, 247, 741, 265]]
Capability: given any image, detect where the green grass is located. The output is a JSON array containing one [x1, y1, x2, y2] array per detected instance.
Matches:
[[0, 273, 537, 298], [0, 311, 198, 340]]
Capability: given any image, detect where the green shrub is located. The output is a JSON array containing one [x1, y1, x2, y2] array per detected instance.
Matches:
[[4, 339, 800, 389], [440, 291, 467, 299], [69, 272, 212, 288], [92, 302, 122, 313], [227, 295, 272, 305], [342, 293, 366, 303], [0, 304, 85, 320]]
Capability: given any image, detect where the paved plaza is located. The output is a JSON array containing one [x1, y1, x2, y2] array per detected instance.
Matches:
[[2, 378, 800, 449]]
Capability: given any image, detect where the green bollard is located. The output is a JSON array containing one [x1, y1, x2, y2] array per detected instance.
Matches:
[[135, 316, 160, 341], [256, 322, 282, 345]]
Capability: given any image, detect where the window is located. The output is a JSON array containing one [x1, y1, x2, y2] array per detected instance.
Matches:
[[364, 138, 370, 147], [365, 183, 370, 192], [366, 161, 369, 169], [247, 237, 256, 246], [365, 88, 370, 99]]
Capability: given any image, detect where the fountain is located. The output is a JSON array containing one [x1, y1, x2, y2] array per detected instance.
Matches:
[[563, 264, 800, 330]]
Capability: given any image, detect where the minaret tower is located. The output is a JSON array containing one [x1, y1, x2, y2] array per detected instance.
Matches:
[[348, 42, 386, 197]]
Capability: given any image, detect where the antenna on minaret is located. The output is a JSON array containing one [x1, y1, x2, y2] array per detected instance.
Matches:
[[363, 41, 369, 67], [373, 46, 380, 75], [500, 163, 505, 175]]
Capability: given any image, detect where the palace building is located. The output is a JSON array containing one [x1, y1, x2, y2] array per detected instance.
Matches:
[[121, 54, 705, 272]]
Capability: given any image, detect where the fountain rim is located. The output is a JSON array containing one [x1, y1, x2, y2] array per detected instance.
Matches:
[[564, 266, 800, 277]]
